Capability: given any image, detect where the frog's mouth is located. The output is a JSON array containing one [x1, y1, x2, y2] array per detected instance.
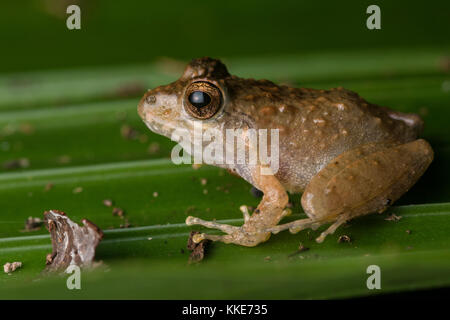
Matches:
[[144, 121, 158, 133], [143, 120, 168, 137], [143, 118, 181, 141]]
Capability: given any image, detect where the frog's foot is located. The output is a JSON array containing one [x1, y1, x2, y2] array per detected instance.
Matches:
[[315, 216, 348, 243], [185, 212, 272, 247], [266, 217, 320, 235], [266, 215, 348, 243]]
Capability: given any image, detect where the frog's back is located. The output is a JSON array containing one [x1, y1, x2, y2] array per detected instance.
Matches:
[[237, 83, 422, 192], [285, 86, 422, 143]]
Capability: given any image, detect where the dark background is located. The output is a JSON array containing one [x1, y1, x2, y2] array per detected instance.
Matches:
[[1, 0, 449, 73]]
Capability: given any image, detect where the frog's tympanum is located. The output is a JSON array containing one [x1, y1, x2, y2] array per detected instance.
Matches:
[[138, 57, 433, 247]]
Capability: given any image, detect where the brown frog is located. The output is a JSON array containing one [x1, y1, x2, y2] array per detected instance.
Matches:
[[138, 57, 433, 247]]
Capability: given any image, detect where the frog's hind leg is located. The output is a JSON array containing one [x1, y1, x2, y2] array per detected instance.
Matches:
[[268, 139, 434, 243]]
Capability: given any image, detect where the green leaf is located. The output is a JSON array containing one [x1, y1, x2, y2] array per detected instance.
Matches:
[[0, 160, 449, 298]]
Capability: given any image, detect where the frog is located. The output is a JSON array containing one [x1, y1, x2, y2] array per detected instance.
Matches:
[[138, 57, 434, 247]]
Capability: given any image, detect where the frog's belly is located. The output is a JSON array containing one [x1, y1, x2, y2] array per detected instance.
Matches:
[[276, 151, 332, 193]]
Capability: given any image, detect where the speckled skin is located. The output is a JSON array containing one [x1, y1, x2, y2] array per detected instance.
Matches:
[[138, 57, 434, 246]]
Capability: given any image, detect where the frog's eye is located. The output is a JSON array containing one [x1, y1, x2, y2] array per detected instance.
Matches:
[[184, 81, 222, 119]]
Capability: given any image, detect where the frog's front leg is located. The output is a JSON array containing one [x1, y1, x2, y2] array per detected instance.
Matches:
[[268, 139, 434, 243], [186, 166, 289, 247]]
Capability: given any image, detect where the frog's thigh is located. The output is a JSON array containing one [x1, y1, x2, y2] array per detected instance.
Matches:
[[302, 139, 433, 223], [273, 139, 433, 242]]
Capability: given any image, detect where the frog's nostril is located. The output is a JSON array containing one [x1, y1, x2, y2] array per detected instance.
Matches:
[[146, 95, 156, 105]]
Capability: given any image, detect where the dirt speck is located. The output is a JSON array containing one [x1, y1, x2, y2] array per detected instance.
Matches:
[[23, 216, 44, 232], [338, 235, 352, 243], [288, 243, 310, 257], [103, 199, 113, 207], [3, 262, 22, 274], [385, 213, 402, 221], [3, 158, 30, 170], [72, 187, 83, 194], [119, 221, 131, 228], [112, 207, 124, 217], [187, 231, 210, 264]]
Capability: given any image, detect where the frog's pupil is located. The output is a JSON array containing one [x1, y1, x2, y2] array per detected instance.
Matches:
[[189, 91, 211, 108]]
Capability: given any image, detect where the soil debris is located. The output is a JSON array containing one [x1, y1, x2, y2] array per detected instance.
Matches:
[[23, 216, 44, 232], [121, 124, 139, 140], [119, 219, 131, 228], [3, 158, 30, 170], [112, 207, 125, 217], [338, 235, 352, 243], [385, 213, 402, 221], [187, 231, 210, 264], [103, 199, 113, 207], [44, 210, 103, 272], [288, 243, 310, 257], [72, 187, 83, 194]]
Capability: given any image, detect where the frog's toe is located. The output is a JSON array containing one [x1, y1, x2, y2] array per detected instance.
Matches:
[[199, 231, 270, 247], [239, 205, 251, 222], [185, 216, 239, 234], [315, 216, 348, 243], [266, 217, 317, 235]]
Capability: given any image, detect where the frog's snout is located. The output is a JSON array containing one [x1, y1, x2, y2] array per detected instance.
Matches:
[[138, 92, 156, 120]]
